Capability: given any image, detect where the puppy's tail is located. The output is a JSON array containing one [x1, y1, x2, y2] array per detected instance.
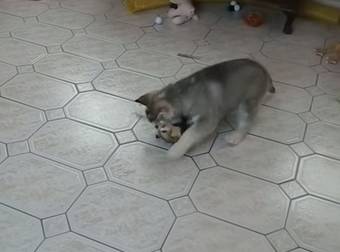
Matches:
[[256, 59, 275, 94], [265, 71, 275, 93], [268, 81, 276, 93]]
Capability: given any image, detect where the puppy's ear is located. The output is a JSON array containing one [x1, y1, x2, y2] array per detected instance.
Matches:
[[135, 91, 158, 106], [135, 93, 150, 106]]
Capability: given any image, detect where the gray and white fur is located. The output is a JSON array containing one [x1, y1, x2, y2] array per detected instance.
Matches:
[[135, 58, 275, 159]]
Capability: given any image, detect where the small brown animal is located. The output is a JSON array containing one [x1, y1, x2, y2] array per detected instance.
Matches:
[[315, 42, 340, 64], [155, 116, 189, 143]]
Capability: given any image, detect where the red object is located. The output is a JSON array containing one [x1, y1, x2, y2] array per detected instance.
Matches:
[[245, 13, 264, 27]]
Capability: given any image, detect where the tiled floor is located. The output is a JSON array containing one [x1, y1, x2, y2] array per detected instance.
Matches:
[[0, 0, 340, 252]]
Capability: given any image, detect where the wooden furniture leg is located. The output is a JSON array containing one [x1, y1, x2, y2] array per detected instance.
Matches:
[[283, 11, 296, 34]]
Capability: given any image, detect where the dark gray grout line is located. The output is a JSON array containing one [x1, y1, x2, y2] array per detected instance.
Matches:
[[293, 154, 302, 181], [199, 210, 269, 236], [105, 178, 175, 202], [65, 116, 128, 137], [81, 165, 107, 173], [33, 238, 45, 252], [0, 73, 19, 89], [89, 87, 137, 103], [40, 219, 46, 239], [0, 94, 48, 112], [10, 35, 52, 50], [212, 161, 284, 185], [261, 102, 310, 117], [188, 195, 200, 212], [0, 201, 41, 220], [294, 180, 309, 194], [29, 150, 89, 174], [80, 171, 89, 187], [248, 132, 303, 146], [185, 166, 200, 196], [43, 230, 70, 241], [65, 186, 87, 214], [70, 230, 125, 252], [0, 10, 26, 19], [273, 80, 315, 90], [307, 193, 340, 206], [159, 207, 177, 250], [265, 235, 279, 252], [65, 211, 72, 234], [61, 92, 80, 110], [283, 198, 293, 229]]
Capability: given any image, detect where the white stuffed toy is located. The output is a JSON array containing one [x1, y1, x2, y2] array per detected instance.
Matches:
[[168, 0, 198, 25]]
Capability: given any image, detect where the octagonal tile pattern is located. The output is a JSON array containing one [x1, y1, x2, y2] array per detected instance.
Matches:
[[175, 63, 206, 80], [68, 183, 175, 252], [93, 69, 164, 100], [191, 167, 289, 233], [318, 72, 340, 96], [12, 23, 72, 46], [312, 95, 340, 125], [193, 44, 250, 66], [0, 205, 43, 252], [163, 213, 274, 252], [211, 134, 298, 183], [1, 73, 77, 110], [0, 37, 45, 65], [0, 0, 48, 17], [254, 53, 317, 88], [39, 8, 94, 30], [305, 122, 340, 160], [0, 143, 7, 163], [0, 12, 24, 33], [264, 82, 312, 113], [65, 91, 139, 132], [0, 61, 16, 86], [155, 19, 210, 41], [298, 155, 340, 203], [86, 21, 144, 44], [1, 2, 340, 250], [262, 41, 320, 66], [250, 106, 306, 144], [0, 98, 46, 143], [29, 119, 117, 169], [105, 142, 198, 199], [63, 35, 124, 62], [37, 232, 119, 252], [35, 53, 102, 83], [207, 29, 264, 54], [0, 153, 85, 217], [287, 196, 340, 252], [137, 32, 197, 56], [118, 49, 182, 77]]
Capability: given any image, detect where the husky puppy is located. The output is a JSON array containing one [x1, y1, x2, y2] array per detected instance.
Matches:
[[136, 58, 275, 159]]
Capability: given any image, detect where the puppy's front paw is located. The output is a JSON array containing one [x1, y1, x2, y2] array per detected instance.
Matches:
[[167, 146, 184, 160], [225, 131, 245, 146]]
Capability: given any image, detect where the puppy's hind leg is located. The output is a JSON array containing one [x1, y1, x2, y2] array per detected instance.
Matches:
[[167, 118, 218, 160], [226, 100, 259, 146]]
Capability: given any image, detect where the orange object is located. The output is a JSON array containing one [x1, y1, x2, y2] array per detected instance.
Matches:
[[245, 12, 264, 27]]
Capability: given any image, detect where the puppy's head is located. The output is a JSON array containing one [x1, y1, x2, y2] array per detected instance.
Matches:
[[135, 90, 174, 122]]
